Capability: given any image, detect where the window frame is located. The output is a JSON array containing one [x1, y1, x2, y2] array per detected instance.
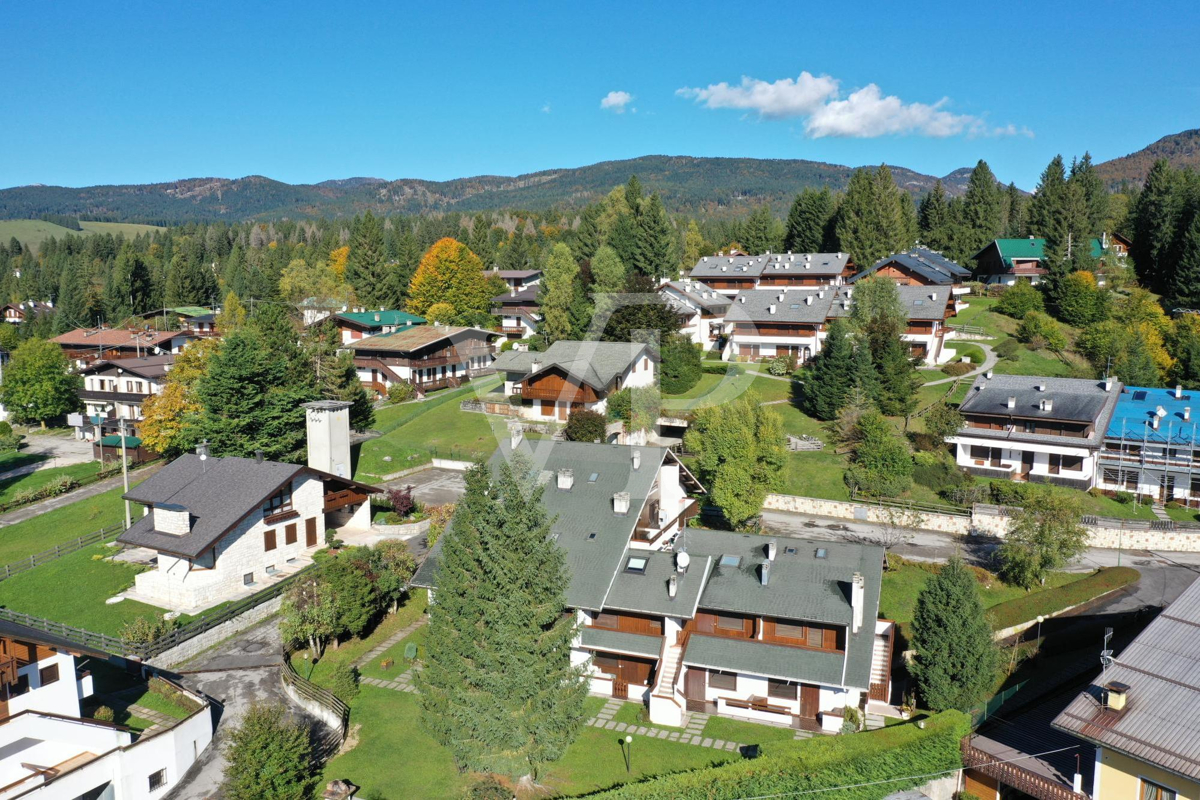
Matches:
[[768, 679, 797, 700], [263, 529, 277, 552], [708, 670, 737, 691], [39, 663, 59, 686], [148, 768, 168, 792], [714, 613, 745, 632], [1140, 777, 1178, 800], [262, 484, 294, 516]]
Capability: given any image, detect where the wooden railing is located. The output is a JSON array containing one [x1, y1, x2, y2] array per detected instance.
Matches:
[[723, 695, 790, 716], [324, 489, 368, 513], [961, 742, 1085, 800], [281, 645, 350, 740], [0, 524, 125, 584], [0, 608, 127, 656]]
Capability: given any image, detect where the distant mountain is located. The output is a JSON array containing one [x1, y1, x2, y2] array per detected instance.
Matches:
[[1096, 129, 1200, 187], [0, 156, 977, 224]]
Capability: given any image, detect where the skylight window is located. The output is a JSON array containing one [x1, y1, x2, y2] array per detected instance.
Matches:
[[587, 532, 597, 541], [784, 546, 797, 556], [789, 304, 800, 310], [1133, 390, 1148, 402], [815, 548, 828, 559], [625, 556, 648, 574], [588, 472, 599, 483], [719, 554, 741, 568]]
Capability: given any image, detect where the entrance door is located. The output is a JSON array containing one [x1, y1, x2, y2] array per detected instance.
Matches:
[[684, 667, 706, 701], [1160, 474, 1175, 502], [1021, 451, 1035, 479], [798, 684, 819, 719], [305, 518, 318, 547], [557, 402, 568, 421]]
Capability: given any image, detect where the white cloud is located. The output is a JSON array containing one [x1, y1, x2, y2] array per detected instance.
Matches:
[[676, 72, 838, 119], [600, 90, 634, 113], [677, 72, 1028, 139]]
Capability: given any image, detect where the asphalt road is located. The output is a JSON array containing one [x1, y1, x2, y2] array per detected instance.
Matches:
[[760, 508, 1200, 613]]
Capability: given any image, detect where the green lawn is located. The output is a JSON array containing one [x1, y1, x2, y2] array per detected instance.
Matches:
[[360, 625, 428, 681], [662, 373, 792, 410], [944, 342, 986, 366], [0, 482, 132, 565], [0, 543, 170, 636], [0, 219, 163, 253], [0, 461, 102, 505], [293, 590, 428, 688], [992, 345, 1081, 378], [0, 452, 47, 473], [356, 396, 504, 480], [778, 450, 851, 501], [878, 558, 1089, 627], [1165, 505, 1200, 523], [701, 715, 795, 746], [772, 402, 826, 440], [124, 686, 196, 720]]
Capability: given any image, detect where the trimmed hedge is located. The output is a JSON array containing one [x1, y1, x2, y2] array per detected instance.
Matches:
[[588, 710, 971, 799], [701, 362, 745, 376], [986, 567, 1140, 630]]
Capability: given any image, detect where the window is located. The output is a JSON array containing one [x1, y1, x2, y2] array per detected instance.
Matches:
[[1048, 454, 1062, 474], [1062, 455, 1084, 471], [714, 613, 744, 631], [586, 532, 598, 541], [1141, 779, 1177, 800], [814, 548, 827, 559], [625, 556, 648, 574], [807, 625, 824, 648], [263, 529, 277, 552], [588, 472, 599, 483], [971, 445, 991, 460], [594, 612, 619, 630], [784, 546, 797, 556], [243, 572, 254, 586], [719, 554, 741, 567], [708, 670, 737, 691], [768, 680, 797, 700], [39, 663, 59, 686], [263, 484, 293, 516], [148, 769, 167, 792], [592, 654, 618, 674]]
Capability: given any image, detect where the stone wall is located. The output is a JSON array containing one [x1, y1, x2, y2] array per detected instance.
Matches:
[[763, 494, 972, 536], [147, 597, 282, 668], [370, 518, 431, 538]]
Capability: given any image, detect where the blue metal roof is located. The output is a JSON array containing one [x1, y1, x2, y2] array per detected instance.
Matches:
[[1106, 385, 1200, 445]]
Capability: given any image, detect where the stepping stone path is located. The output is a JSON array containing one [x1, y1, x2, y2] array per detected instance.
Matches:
[[581, 700, 741, 753], [354, 619, 427, 669], [361, 664, 421, 695]]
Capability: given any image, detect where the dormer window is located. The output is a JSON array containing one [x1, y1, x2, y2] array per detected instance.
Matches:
[[263, 484, 293, 516]]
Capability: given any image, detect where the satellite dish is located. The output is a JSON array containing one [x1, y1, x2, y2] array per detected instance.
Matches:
[[676, 551, 691, 572], [199, 454, 207, 461]]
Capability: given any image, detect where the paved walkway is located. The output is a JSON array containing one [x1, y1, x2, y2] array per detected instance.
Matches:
[[355, 618, 426, 669], [584, 698, 742, 753], [1151, 504, 1172, 522], [921, 342, 998, 387], [0, 462, 162, 528]]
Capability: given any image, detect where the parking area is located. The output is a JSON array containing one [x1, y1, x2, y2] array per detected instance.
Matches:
[[383, 467, 466, 507]]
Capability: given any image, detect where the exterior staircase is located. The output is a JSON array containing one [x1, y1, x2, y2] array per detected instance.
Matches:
[[648, 634, 689, 728]]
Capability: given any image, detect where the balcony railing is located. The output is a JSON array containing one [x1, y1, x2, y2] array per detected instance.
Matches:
[[961, 742, 1085, 800]]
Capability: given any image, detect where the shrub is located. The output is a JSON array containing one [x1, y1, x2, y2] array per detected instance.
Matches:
[[1166, 500, 1183, 509], [0, 422, 12, 438], [988, 480, 1028, 506], [945, 484, 989, 506], [842, 705, 864, 732], [1087, 487, 1106, 498], [606, 388, 631, 422], [995, 338, 1020, 360], [386, 486, 416, 518], [986, 567, 1140, 630], [1115, 491, 1134, 504], [426, 503, 455, 547], [913, 452, 969, 493], [660, 336, 703, 394], [564, 409, 607, 442], [93, 705, 114, 722], [995, 279, 1044, 319], [325, 529, 345, 548], [465, 778, 512, 800], [508, 394, 522, 405], [387, 382, 415, 404], [120, 615, 175, 646], [701, 362, 744, 376], [328, 662, 361, 703], [941, 361, 973, 377], [767, 355, 792, 376], [1016, 311, 1067, 351]]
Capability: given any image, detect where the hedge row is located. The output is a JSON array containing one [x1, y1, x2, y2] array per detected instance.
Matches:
[[701, 362, 745, 376], [588, 710, 971, 800], [986, 567, 1140, 630]]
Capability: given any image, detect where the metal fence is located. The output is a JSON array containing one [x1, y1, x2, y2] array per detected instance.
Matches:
[[0, 523, 126, 583], [970, 680, 1027, 726]]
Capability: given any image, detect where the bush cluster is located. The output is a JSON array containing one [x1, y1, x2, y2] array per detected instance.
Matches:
[[387, 382, 416, 404], [11, 474, 81, 506], [701, 362, 744, 376], [912, 452, 969, 493], [941, 361, 974, 377]]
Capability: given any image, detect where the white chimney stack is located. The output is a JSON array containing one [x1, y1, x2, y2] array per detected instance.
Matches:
[[632, 449, 641, 471], [303, 400, 353, 478], [769, 304, 777, 315], [851, 572, 865, 633], [1186, 407, 1191, 421], [557, 468, 574, 490], [1104, 377, 1114, 392], [613, 492, 630, 515], [1177, 385, 1184, 399], [1007, 396, 1017, 409], [985, 370, 993, 379], [766, 540, 777, 561], [760, 560, 770, 586], [153, 503, 191, 535], [668, 574, 678, 599]]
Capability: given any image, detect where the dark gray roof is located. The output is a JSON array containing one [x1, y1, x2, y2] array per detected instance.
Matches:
[[725, 288, 849, 325], [490, 350, 542, 374], [660, 280, 731, 313], [520, 340, 650, 391], [689, 252, 849, 279], [956, 374, 1122, 449], [604, 550, 712, 617], [895, 285, 953, 321], [1053, 576, 1200, 782], [80, 353, 175, 380], [117, 455, 305, 558], [579, 628, 663, 659], [850, 247, 970, 285], [412, 440, 672, 610], [684, 635, 847, 686], [493, 286, 540, 304]]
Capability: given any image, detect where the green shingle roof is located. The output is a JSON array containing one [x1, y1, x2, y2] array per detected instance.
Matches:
[[683, 635, 846, 686], [99, 434, 142, 447], [987, 238, 1104, 267], [337, 310, 425, 328], [579, 628, 663, 659], [604, 550, 712, 617]]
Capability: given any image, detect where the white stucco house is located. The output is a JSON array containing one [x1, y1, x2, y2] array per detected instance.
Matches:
[[117, 401, 378, 612], [659, 280, 731, 350]]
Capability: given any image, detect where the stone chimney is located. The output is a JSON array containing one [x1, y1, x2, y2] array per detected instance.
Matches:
[[613, 492, 631, 515], [557, 468, 574, 490], [851, 572, 865, 633], [303, 400, 352, 478], [154, 503, 191, 535]]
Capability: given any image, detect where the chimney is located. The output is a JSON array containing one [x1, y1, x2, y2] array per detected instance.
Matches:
[[759, 560, 770, 586], [374, 312, 381, 322], [1040, 398, 1054, 412], [1007, 396, 1017, 409], [985, 370, 993, 379], [1186, 407, 1191, 421], [153, 503, 191, 535], [557, 468, 574, 490], [1152, 417, 1160, 430], [510, 286, 516, 297], [255, 449, 264, 464], [668, 574, 678, 599], [1176, 385, 1184, 399], [851, 572, 865, 633], [778, 293, 785, 302], [676, 550, 690, 574], [1037, 383, 1047, 392], [1104, 377, 1114, 392], [509, 421, 524, 449], [632, 449, 641, 471], [613, 492, 630, 515], [766, 540, 777, 561], [769, 304, 777, 315], [930, 292, 937, 301], [805, 296, 813, 306], [302, 400, 352, 477], [1103, 681, 1130, 711], [530, 359, 541, 374], [739, 295, 746, 303]]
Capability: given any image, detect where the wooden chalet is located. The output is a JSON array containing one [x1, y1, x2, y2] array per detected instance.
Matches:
[[349, 323, 499, 397]]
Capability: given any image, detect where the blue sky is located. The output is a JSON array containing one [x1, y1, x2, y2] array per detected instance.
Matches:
[[2, 0, 1197, 191]]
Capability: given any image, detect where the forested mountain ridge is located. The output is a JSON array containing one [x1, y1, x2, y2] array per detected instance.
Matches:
[[0, 155, 977, 223], [1095, 129, 1200, 187]]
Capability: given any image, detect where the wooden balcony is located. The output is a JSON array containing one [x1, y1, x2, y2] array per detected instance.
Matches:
[[961, 742, 1086, 800], [325, 488, 369, 513]]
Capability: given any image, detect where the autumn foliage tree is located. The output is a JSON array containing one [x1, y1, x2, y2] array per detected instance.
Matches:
[[406, 238, 496, 323]]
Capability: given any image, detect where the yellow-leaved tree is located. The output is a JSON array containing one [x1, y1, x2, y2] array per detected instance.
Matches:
[[406, 238, 494, 321], [139, 338, 220, 458]]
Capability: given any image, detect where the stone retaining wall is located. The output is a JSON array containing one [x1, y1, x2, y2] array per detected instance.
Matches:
[[763, 494, 972, 535], [147, 597, 282, 669], [370, 518, 431, 538]]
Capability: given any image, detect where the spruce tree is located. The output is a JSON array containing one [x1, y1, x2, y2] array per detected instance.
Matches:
[[784, 186, 835, 253], [1071, 152, 1110, 238], [468, 213, 495, 269], [836, 166, 908, 266], [1004, 182, 1026, 237], [910, 557, 1000, 712], [1115, 330, 1162, 387], [1027, 155, 1068, 238], [633, 193, 675, 279], [418, 457, 587, 779], [1171, 214, 1200, 309], [589, 245, 626, 324], [574, 203, 603, 264], [804, 318, 855, 420], [918, 181, 952, 252], [1131, 159, 1181, 295], [741, 204, 774, 255], [955, 160, 1004, 260], [346, 211, 388, 307], [539, 242, 580, 344]]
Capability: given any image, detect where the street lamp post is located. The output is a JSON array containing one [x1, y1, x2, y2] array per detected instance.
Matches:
[[1035, 615, 1045, 657], [621, 734, 633, 773], [118, 418, 131, 529]]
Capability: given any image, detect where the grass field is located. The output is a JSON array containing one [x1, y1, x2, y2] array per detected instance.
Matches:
[[662, 372, 792, 410], [0, 461, 102, 506], [701, 714, 795, 746], [0, 219, 164, 252], [360, 625, 428, 681], [293, 590, 428, 688], [0, 481, 132, 565]]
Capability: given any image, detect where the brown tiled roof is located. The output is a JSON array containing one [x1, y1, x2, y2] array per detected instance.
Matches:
[[52, 328, 183, 348], [349, 325, 497, 354]]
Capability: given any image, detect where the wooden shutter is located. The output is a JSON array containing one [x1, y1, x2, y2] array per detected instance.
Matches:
[[305, 518, 318, 547], [285, 523, 297, 545], [264, 529, 276, 552]]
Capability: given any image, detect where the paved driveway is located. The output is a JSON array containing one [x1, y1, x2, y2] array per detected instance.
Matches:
[[384, 467, 466, 506], [165, 619, 321, 800], [17, 431, 94, 465]]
